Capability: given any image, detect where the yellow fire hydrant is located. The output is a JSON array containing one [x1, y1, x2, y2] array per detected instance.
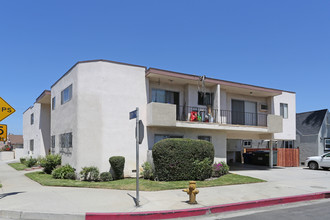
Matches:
[[183, 181, 199, 204]]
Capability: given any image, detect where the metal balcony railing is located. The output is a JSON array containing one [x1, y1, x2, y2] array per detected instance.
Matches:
[[177, 106, 218, 123], [220, 110, 267, 126]]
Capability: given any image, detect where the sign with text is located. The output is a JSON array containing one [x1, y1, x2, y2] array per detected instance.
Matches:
[[0, 97, 16, 121], [129, 110, 137, 120], [0, 124, 7, 142]]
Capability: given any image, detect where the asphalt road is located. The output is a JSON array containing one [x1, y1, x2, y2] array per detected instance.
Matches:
[[184, 199, 330, 220]]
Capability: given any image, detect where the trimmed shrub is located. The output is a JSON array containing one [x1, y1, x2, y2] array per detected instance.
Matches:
[[100, 172, 113, 182], [80, 166, 100, 181], [212, 162, 230, 177], [141, 161, 154, 180], [25, 157, 38, 168], [65, 172, 77, 180], [20, 157, 26, 164], [39, 154, 61, 174], [192, 158, 213, 180], [152, 138, 214, 181], [109, 156, 125, 180], [52, 164, 76, 179]]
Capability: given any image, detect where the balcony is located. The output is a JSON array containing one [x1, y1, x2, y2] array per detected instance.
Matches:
[[177, 106, 218, 123], [219, 110, 267, 127]]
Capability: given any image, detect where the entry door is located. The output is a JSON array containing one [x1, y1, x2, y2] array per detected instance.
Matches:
[[232, 100, 245, 125], [244, 101, 257, 126]]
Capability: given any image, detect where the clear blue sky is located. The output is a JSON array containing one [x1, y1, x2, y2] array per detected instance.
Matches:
[[1, 1, 329, 135]]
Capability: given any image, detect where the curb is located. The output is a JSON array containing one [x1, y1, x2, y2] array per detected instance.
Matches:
[[86, 191, 330, 220]]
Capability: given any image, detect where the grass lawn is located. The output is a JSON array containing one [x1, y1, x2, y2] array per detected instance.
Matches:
[[25, 172, 265, 191], [8, 163, 28, 171]]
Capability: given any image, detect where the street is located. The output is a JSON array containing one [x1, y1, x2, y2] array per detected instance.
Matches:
[[185, 199, 330, 220]]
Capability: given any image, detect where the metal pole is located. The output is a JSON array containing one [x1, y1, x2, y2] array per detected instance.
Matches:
[[269, 140, 273, 168], [135, 107, 140, 207]]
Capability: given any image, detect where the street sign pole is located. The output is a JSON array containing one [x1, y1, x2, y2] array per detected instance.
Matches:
[[135, 107, 140, 207]]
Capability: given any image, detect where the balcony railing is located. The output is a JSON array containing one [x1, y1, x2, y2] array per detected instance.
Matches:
[[177, 106, 218, 123], [220, 110, 267, 126]]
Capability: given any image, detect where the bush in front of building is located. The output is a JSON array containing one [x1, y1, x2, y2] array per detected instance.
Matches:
[[25, 157, 38, 168], [109, 156, 125, 180], [20, 157, 26, 164], [212, 162, 230, 177], [152, 138, 215, 181], [39, 154, 62, 174], [80, 166, 100, 181], [141, 161, 154, 180], [52, 164, 76, 179], [100, 172, 113, 182]]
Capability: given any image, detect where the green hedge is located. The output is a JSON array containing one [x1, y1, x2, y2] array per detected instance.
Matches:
[[109, 156, 125, 180], [152, 138, 214, 181], [39, 154, 61, 174]]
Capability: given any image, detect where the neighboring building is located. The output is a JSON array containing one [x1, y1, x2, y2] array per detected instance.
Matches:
[[0, 134, 23, 149], [23, 90, 51, 157], [23, 60, 296, 175], [296, 109, 330, 164]]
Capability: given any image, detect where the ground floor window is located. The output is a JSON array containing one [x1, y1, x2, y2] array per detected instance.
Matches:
[[59, 132, 72, 155], [154, 134, 183, 145], [198, 136, 211, 142], [29, 139, 34, 152], [51, 135, 55, 154], [283, 140, 294, 148], [325, 139, 330, 151]]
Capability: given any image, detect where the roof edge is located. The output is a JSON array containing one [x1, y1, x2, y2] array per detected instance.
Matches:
[[51, 59, 147, 88], [296, 109, 328, 115], [146, 67, 295, 94]]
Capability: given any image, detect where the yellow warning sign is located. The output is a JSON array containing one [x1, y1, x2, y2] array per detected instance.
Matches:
[[0, 97, 15, 121], [0, 124, 7, 142]]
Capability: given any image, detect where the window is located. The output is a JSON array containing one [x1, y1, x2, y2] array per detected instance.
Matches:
[[243, 140, 252, 147], [198, 92, 214, 106], [30, 113, 34, 125], [61, 84, 72, 104], [51, 135, 55, 154], [60, 132, 72, 148], [153, 134, 183, 149], [260, 104, 268, 111], [280, 103, 288, 119], [30, 139, 34, 152], [52, 97, 56, 110], [325, 139, 330, 151], [151, 89, 179, 104], [283, 140, 294, 148], [198, 136, 211, 142]]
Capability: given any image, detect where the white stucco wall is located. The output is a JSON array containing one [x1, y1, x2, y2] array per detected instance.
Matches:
[[51, 61, 148, 175], [273, 92, 296, 140], [23, 103, 50, 158], [51, 66, 78, 168]]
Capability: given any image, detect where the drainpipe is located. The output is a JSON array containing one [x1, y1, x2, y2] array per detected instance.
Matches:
[[217, 84, 220, 123]]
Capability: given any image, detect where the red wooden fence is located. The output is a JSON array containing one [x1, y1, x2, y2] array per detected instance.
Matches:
[[277, 148, 299, 167]]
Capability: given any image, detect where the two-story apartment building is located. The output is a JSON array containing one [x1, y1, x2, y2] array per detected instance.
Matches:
[[23, 60, 296, 175]]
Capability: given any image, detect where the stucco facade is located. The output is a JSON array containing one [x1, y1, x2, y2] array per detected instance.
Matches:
[[23, 59, 296, 174]]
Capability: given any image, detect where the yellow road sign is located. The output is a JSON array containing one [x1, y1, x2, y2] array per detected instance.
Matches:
[[0, 124, 7, 142], [0, 97, 15, 121]]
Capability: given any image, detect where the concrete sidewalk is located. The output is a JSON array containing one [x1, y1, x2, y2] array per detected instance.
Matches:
[[1, 161, 330, 219]]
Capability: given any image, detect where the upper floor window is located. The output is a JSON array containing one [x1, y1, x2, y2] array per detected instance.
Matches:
[[280, 103, 288, 119], [30, 113, 34, 125], [151, 89, 179, 105], [198, 92, 214, 106], [61, 84, 72, 105], [52, 97, 56, 110]]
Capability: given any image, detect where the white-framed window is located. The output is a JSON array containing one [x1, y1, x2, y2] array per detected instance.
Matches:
[[280, 103, 288, 119], [30, 113, 34, 125], [198, 136, 211, 142], [283, 140, 294, 148], [51, 135, 55, 154], [260, 103, 268, 111], [153, 134, 183, 149], [61, 84, 72, 105], [52, 97, 56, 110], [325, 139, 330, 151]]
